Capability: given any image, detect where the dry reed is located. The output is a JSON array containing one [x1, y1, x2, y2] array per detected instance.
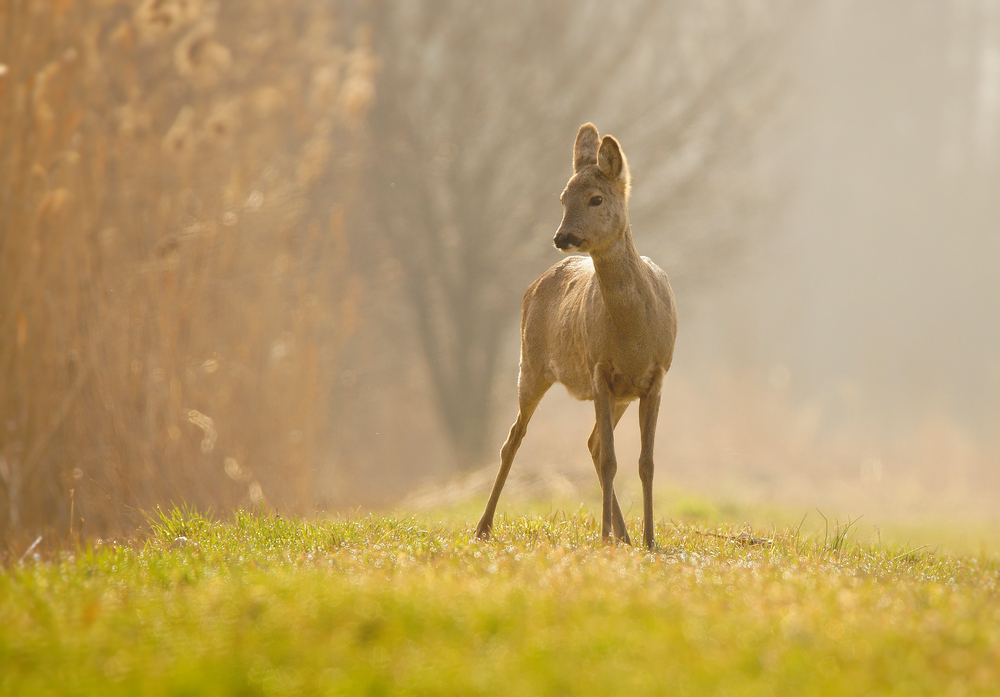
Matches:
[[0, 0, 376, 541]]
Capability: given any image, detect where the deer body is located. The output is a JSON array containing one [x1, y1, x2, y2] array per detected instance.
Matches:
[[476, 123, 677, 549], [526, 254, 672, 402]]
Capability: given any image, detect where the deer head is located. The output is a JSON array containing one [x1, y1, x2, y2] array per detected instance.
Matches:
[[553, 123, 632, 254]]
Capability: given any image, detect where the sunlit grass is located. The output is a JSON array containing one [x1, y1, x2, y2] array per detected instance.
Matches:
[[2, 507, 999, 696], [410, 483, 1000, 559]]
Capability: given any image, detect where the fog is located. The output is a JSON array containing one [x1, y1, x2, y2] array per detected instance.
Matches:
[[424, 1, 1000, 526], [2, 0, 998, 543], [673, 1, 1000, 520]]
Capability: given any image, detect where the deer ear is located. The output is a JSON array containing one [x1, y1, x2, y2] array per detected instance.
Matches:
[[573, 123, 600, 172], [598, 135, 628, 183]]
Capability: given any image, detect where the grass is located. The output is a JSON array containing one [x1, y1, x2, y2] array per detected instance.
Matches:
[[2, 506, 999, 696]]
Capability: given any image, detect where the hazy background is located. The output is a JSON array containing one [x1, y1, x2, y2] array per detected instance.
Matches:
[[2, 0, 998, 544]]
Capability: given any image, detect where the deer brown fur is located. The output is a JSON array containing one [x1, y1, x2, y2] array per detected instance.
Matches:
[[475, 123, 677, 549]]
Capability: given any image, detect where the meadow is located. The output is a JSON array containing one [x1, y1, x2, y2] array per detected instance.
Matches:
[[2, 505, 999, 696]]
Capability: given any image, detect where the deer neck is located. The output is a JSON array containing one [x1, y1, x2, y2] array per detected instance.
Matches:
[[589, 225, 650, 320]]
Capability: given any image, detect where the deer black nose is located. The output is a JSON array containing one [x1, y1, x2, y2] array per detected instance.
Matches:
[[554, 231, 582, 250]]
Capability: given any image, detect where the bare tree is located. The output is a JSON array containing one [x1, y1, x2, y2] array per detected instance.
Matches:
[[364, 0, 803, 468]]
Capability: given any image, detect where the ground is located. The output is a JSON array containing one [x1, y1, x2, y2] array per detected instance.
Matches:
[[2, 504, 999, 696]]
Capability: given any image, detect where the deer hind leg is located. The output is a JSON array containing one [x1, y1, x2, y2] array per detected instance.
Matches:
[[588, 401, 630, 544], [638, 371, 663, 550], [475, 368, 552, 540], [592, 361, 625, 543]]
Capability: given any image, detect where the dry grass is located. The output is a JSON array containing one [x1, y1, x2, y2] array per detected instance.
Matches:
[[0, 0, 375, 541]]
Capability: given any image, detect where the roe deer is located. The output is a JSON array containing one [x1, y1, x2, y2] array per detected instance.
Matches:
[[475, 123, 677, 549]]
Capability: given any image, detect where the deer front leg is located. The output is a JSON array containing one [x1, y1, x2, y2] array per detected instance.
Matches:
[[476, 412, 529, 540], [638, 371, 663, 550], [593, 361, 624, 542], [476, 372, 550, 540]]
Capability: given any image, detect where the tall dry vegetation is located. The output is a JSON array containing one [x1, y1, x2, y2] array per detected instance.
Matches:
[[0, 0, 375, 541]]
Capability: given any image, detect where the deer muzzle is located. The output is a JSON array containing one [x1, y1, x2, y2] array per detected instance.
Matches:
[[553, 230, 583, 251]]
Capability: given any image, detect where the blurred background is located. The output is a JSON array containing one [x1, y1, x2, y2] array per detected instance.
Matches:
[[2, 0, 998, 543]]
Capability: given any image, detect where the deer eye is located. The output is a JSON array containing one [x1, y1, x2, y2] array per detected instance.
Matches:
[[589, 196, 603, 207]]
